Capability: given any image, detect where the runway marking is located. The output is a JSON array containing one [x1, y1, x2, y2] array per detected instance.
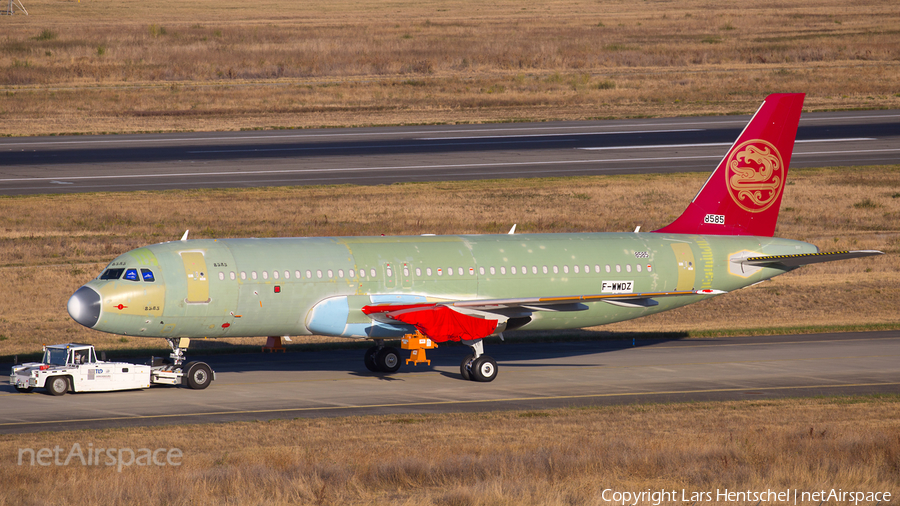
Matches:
[[416, 128, 702, 140], [578, 138, 875, 150], [2, 381, 897, 428], [188, 129, 699, 152], [187, 138, 575, 154], [3, 148, 900, 185], [1, 112, 898, 147]]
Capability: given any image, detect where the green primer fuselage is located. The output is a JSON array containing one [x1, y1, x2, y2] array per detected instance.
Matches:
[[84, 232, 817, 340]]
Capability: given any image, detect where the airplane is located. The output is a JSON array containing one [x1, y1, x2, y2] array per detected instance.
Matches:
[[66, 93, 883, 384]]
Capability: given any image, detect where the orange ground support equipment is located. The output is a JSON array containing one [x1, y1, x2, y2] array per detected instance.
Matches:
[[262, 336, 286, 353], [400, 332, 438, 366]]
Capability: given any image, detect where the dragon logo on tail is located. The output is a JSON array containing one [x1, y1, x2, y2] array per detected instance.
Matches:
[[725, 139, 785, 213]]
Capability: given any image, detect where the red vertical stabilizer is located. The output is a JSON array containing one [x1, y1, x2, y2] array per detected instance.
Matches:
[[653, 93, 805, 237]]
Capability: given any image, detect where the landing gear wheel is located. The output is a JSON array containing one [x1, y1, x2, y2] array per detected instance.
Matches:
[[15, 386, 34, 393], [375, 347, 401, 373], [47, 376, 69, 396], [470, 355, 498, 382], [459, 354, 475, 381], [184, 362, 213, 390], [364, 346, 380, 372]]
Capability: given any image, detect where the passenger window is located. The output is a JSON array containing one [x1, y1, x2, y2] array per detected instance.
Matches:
[[370, 268, 376, 278], [295, 270, 301, 279], [542, 265, 548, 274], [241, 272, 247, 280], [563, 265, 569, 274], [637, 264, 642, 272], [273, 271, 279, 279], [386, 267, 393, 277], [403, 267, 409, 277], [595, 265, 601, 273], [511, 266, 517, 275], [317, 270, 323, 279], [218, 272, 225, 281], [522, 266, 527, 275], [141, 269, 156, 282], [585, 265, 590, 274], [415, 268, 421, 276], [500, 266, 506, 275], [252, 271, 258, 280], [448, 267, 453, 276], [626, 264, 632, 273], [338, 269, 344, 278], [262, 271, 269, 280], [458, 267, 464, 276], [490, 267, 496, 275], [230, 272, 236, 280], [532, 266, 537, 274], [327, 270, 334, 278], [306, 270, 313, 279], [124, 269, 140, 281], [616, 265, 621, 273], [573, 265, 579, 274], [437, 268, 443, 276], [606, 265, 611, 273], [284, 270, 289, 279], [479, 267, 485, 275], [100, 268, 125, 280], [647, 265, 653, 272], [427, 267, 433, 276], [350, 269, 356, 278]]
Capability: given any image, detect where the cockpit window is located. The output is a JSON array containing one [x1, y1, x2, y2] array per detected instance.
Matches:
[[123, 269, 140, 281], [100, 268, 125, 280], [141, 269, 155, 282]]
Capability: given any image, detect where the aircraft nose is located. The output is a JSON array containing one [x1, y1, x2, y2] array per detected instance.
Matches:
[[67, 286, 101, 328]]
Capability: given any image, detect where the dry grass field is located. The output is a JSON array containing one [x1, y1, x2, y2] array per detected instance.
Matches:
[[1, 396, 898, 505], [1, 0, 899, 135], [0, 165, 897, 358]]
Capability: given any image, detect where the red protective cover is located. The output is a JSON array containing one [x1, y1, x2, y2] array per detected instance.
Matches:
[[653, 93, 805, 237], [363, 304, 498, 342]]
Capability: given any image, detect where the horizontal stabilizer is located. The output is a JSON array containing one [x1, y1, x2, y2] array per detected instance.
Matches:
[[744, 250, 883, 268]]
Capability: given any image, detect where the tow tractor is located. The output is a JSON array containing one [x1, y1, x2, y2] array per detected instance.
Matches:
[[9, 341, 214, 395]]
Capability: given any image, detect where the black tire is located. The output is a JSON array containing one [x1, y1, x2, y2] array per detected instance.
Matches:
[[375, 347, 401, 373], [47, 376, 69, 396], [459, 354, 475, 381], [15, 386, 34, 393], [185, 362, 213, 390], [470, 356, 498, 382], [364, 346, 380, 372], [180, 361, 196, 387]]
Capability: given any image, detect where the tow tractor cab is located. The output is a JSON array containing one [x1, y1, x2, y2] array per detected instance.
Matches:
[[9, 343, 213, 396]]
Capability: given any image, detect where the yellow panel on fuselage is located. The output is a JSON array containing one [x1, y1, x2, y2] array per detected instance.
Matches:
[[180, 251, 210, 304]]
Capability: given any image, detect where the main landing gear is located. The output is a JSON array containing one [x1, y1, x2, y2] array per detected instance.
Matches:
[[460, 339, 498, 382], [362, 337, 498, 382], [364, 340, 402, 373]]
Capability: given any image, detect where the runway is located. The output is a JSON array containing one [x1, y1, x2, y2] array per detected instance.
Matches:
[[1, 330, 897, 434], [1, 110, 899, 195]]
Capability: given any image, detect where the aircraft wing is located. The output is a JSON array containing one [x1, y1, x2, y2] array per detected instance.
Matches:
[[362, 288, 725, 343], [743, 250, 883, 268]]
